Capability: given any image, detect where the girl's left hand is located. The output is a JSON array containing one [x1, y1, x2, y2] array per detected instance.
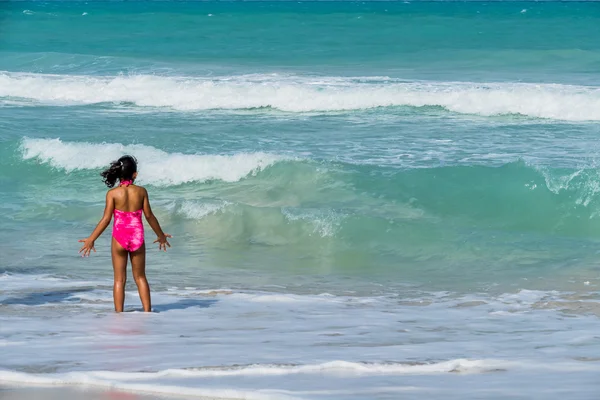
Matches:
[[154, 233, 172, 252], [78, 238, 96, 257]]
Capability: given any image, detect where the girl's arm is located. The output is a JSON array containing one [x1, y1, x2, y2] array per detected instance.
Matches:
[[142, 188, 172, 251], [78, 191, 115, 257]]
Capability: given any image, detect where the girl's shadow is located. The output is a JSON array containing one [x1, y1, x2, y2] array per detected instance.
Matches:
[[2, 290, 218, 312]]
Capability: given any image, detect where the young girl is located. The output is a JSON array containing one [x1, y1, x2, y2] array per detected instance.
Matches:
[[78, 155, 171, 313]]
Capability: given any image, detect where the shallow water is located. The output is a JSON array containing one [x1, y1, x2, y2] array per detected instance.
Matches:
[[1, 1, 600, 399]]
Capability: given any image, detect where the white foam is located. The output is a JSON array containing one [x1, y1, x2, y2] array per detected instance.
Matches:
[[0, 340, 25, 347], [171, 200, 231, 219], [0, 273, 95, 293], [230, 292, 344, 304], [282, 208, 343, 237], [183, 359, 510, 376], [21, 138, 288, 185], [3, 287, 600, 399], [0, 360, 510, 386], [0, 370, 298, 400], [536, 166, 600, 207], [3, 358, 594, 387], [2, 72, 600, 120], [188, 359, 600, 376]]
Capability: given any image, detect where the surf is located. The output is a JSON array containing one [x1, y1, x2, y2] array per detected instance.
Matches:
[[3, 72, 600, 121], [16, 138, 600, 240], [20, 137, 290, 185]]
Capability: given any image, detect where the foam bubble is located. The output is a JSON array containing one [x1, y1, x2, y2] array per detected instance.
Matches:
[[536, 166, 600, 207], [282, 208, 343, 237], [2, 72, 600, 120], [21, 138, 288, 185]]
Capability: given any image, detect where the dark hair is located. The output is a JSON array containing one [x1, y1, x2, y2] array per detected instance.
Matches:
[[101, 155, 138, 188]]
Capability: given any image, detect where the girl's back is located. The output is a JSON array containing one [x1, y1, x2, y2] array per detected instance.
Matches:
[[111, 184, 145, 212]]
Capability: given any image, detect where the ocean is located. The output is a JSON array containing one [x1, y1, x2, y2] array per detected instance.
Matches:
[[1, 1, 600, 398]]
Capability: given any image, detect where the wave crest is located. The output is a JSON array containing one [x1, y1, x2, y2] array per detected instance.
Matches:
[[21, 138, 288, 185], [2, 72, 600, 120]]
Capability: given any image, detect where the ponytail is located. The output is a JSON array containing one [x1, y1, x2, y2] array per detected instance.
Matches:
[[100, 155, 138, 188]]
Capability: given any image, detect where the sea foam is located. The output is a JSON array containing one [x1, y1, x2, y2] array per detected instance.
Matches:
[[0, 273, 95, 293], [0, 359, 513, 384], [0, 370, 298, 400], [2, 72, 600, 120], [21, 138, 288, 185]]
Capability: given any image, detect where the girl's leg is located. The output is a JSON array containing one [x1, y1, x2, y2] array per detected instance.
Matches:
[[111, 238, 128, 313], [130, 243, 151, 312]]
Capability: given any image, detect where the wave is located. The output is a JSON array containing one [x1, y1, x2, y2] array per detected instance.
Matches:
[[1, 358, 596, 387], [171, 200, 343, 238], [166, 359, 600, 376], [168, 161, 600, 237], [2, 72, 600, 120], [0, 359, 520, 400], [167, 200, 343, 244], [355, 161, 600, 237], [21, 138, 289, 185], [0, 360, 514, 388], [16, 138, 600, 239], [0, 370, 297, 400]]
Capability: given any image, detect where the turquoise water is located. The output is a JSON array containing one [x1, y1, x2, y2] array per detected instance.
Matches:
[[2, 2, 600, 399]]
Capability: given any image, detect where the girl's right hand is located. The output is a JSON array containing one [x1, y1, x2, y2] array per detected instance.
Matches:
[[78, 238, 96, 257], [154, 234, 172, 252]]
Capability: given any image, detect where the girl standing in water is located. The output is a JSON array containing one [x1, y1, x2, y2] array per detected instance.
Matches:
[[78, 155, 172, 312]]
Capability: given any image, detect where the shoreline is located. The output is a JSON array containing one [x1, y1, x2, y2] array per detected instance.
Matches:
[[0, 385, 187, 400]]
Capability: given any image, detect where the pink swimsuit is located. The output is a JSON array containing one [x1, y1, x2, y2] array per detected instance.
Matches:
[[112, 180, 145, 252]]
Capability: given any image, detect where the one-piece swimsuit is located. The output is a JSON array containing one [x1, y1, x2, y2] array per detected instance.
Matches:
[[112, 180, 144, 252]]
